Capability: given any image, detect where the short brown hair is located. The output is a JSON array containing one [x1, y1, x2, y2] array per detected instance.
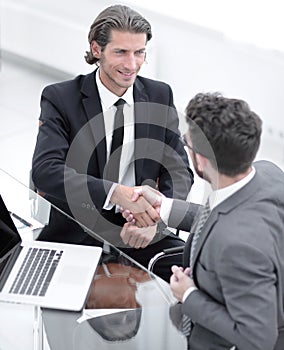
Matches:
[[186, 93, 262, 176]]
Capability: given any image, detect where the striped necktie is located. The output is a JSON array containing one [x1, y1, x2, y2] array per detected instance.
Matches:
[[189, 199, 211, 273], [182, 199, 211, 337]]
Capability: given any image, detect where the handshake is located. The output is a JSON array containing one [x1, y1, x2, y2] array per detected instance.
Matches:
[[110, 185, 164, 228]]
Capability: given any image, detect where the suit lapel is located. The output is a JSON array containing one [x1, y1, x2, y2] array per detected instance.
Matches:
[[191, 171, 261, 278], [133, 78, 150, 184], [183, 230, 196, 268], [190, 211, 218, 274], [81, 69, 107, 177]]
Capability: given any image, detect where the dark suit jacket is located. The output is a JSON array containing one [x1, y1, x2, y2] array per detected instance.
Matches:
[[32, 69, 193, 244], [169, 161, 284, 350]]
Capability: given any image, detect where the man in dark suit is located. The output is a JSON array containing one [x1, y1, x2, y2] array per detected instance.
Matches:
[[126, 93, 284, 349], [31, 4, 193, 281]]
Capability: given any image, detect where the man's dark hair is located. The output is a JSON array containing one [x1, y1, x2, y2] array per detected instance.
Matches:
[[88, 309, 142, 341], [85, 5, 152, 65], [185, 92, 262, 176]]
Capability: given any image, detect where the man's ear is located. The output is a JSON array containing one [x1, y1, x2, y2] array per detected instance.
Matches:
[[144, 52, 147, 62], [91, 41, 102, 59], [195, 153, 207, 172]]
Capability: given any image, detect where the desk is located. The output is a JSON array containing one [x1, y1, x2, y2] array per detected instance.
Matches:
[[41, 252, 187, 350], [0, 169, 187, 350]]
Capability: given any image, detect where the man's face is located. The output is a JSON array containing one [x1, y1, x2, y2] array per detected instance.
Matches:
[[93, 30, 147, 96], [184, 132, 205, 180]]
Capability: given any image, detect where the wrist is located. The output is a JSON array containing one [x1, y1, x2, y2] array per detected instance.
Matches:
[[182, 286, 198, 303], [110, 184, 123, 205]]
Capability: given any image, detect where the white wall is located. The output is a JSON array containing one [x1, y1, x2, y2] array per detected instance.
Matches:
[[1, 0, 284, 169]]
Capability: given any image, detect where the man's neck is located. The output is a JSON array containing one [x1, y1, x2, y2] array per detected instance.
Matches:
[[211, 166, 253, 190]]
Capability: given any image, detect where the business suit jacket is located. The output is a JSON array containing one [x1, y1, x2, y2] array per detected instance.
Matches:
[[32, 69, 192, 245], [169, 161, 284, 350]]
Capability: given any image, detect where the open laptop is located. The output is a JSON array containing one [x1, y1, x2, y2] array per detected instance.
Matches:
[[0, 195, 102, 311]]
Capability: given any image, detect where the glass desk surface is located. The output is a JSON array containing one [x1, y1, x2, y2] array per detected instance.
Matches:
[[0, 169, 187, 350]]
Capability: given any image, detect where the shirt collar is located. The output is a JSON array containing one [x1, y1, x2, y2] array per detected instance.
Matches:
[[209, 166, 256, 210], [95, 69, 134, 111]]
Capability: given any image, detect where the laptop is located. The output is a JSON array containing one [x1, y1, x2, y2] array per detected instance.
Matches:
[[0, 195, 102, 311]]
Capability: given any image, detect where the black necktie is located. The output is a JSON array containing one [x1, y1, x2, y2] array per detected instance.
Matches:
[[105, 98, 126, 182]]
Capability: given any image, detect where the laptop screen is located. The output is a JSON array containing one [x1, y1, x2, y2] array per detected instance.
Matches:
[[0, 195, 21, 276]]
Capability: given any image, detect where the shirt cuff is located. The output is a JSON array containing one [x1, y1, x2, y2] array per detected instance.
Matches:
[[103, 183, 117, 210], [160, 197, 174, 225], [182, 286, 198, 303]]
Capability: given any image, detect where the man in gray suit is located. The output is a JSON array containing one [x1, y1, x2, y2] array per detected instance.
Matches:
[[124, 93, 284, 350]]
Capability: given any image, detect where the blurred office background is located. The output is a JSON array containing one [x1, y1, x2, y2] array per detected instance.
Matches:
[[1, 1, 284, 349], [1, 0, 284, 196]]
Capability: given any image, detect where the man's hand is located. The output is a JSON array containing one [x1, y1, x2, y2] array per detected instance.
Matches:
[[110, 184, 160, 227], [132, 185, 163, 213], [120, 185, 163, 225], [120, 223, 157, 249], [170, 265, 195, 302]]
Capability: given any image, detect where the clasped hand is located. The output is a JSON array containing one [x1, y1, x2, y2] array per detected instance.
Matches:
[[170, 265, 195, 302], [111, 185, 196, 299], [111, 184, 162, 228]]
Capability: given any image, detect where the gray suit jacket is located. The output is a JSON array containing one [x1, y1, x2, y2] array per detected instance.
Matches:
[[169, 160, 284, 350]]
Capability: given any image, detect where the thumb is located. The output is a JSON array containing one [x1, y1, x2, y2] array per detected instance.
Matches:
[[184, 267, 190, 276], [171, 265, 185, 279], [132, 187, 143, 202], [141, 185, 162, 206]]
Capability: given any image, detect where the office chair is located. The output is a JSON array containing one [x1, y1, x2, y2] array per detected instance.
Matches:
[[148, 246, 184, 275]]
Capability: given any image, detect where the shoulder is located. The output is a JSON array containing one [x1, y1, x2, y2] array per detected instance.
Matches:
[[137, 75, 171, 89], [253, 160, 284, 200], [42, 71, 95, 98], [136, 75, 173, 98], [135, 76, 174, 105], [254, 160, 284, 178]]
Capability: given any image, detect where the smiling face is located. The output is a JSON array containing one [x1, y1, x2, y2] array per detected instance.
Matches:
[[91, 30, 147, 96]]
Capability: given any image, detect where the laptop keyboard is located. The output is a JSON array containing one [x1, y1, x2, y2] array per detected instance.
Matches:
[[9, 247, 63, 297]]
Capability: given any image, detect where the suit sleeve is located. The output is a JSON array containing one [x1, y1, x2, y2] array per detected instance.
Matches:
[[168, 199, 200, 230], [32, 85, 113, 218]]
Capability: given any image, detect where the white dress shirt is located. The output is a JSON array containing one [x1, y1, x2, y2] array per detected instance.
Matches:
[[95, 70, 136, 209], [161, 166, 256, 226]]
